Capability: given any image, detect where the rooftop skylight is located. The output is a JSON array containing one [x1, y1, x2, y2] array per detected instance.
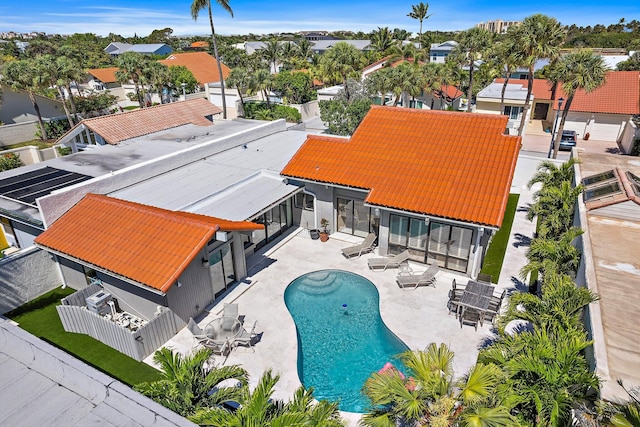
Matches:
[[582, 170, 616, 186]]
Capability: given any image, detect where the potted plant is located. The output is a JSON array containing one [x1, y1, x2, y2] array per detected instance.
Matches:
[[319, 218, 330, 242]]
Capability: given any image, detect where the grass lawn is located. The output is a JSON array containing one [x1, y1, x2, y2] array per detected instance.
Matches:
[[1, 139, 57, 150], [6, 287, 162, 386], [480, 193, 520, 283]]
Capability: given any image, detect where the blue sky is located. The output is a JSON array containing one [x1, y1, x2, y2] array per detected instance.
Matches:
[[1, 0, 638, 37]]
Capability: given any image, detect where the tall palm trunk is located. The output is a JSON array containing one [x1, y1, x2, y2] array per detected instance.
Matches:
[[552, 95, 575, 159], [57, 86, 75, 127], [343, 73, 350, 101], [466, 59, 474, 112], [29, 91, 48, 140], [66, 84, 79, 121], [499, 75, 511, 114], [134, 79, 144, 108], [208, 5, 227, 119], [517, 67, 534, 136]]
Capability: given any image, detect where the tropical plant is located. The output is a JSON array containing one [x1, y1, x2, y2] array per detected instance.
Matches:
[[608, 380, 640, 427], [0, 153, 24, 172], [390, 62, 425, 107], [527, 158, 580, 192], [361, 343, 515, 426], [319, 97, 372, 136], [189, 369, 345, 426], [550, 50, 608, 159], [370, 27, 396, 53], [226, 67, 252, 113], [74, 92, 118, 118], [2, 58, 49, 139], [144, 61, 171, 104], [489, 31, 523, 114], [527, 180, 583, 238], [168, 65, 198, 97], [32, 55, 75, 127], [271, 71, 314, 104], [261, 39, 281, 73], [479, 327, 600, 426], [452, 27, 493, 112], [134, 347, 248, 417], [520, 226, 584, 280], [191, 0, 233, 119], [513, 14, 566, 136], [407, 2, 432, 48], [317, 42, 365, 101], [364, 67, 395, 105]]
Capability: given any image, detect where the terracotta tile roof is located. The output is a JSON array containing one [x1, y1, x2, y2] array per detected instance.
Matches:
[[435, 85, 464, 100], [60, 98, 222, 145], [190, 41, 209, 48], [497, 72, 640, 114], [34, 194, 262, 293], [281, 106, 521, 228], [159, 52, 230, 85], [87, 67, 119, 84]]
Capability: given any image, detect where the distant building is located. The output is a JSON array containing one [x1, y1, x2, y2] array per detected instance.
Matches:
[[104, 42, 173, 57], [476, 19, 521, 34], [310, 40, 371, 54], [298, 31, 333, 42], [429, 41, 458, 64]]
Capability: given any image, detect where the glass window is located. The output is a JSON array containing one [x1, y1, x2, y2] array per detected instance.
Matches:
[[584, 182, 622, 201], [582, 170, 615, 186], [389, 215, 408, 247], [408, 218, 428, 250], [503, 106, 522, 120], [294, 193, 314, 211], [627, 172, 640, 196]]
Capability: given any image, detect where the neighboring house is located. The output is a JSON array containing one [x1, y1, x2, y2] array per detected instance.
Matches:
[[104, 42, 173, 57], [189, 40, 209, 50], [86, 67, 120, 90], [476, 19, 521, 34], [476, 71, 640, 141], [0, 85, 64, 125], [300, 31, 333, 41], [423, 86, 464, 111], [311, 40, 371, 54], [429, 41, 458, 64], [57, 98, 222, 147], [281, 106, 521, 278], [573, 151, 640, 401], [0, 318, 194, 426]]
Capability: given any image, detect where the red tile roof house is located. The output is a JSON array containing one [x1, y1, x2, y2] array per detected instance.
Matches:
[[476, 71, 640, 141], [282, 106, 521, 277]]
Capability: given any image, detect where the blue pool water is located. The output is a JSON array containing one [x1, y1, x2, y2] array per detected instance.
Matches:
[[284, 270, 409, 413]]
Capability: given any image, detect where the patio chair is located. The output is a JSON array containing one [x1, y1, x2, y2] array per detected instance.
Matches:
[[202, 339, 230, 356], [341, 233, 377, 258], [488, 290, 506, 313], [233, 320, 259, 352], [447, 278, 465, 315], [221, 303, 239, 330], [367, 250, 410, 271], [396, 263, 439, 290], [459, 306, 481, 331]]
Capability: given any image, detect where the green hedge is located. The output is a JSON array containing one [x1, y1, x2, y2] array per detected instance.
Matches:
[[242, 102, 302, 123]]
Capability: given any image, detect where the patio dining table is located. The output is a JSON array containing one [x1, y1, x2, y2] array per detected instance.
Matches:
[[456, 280, 495, 327], [205, 316, 243, 344]]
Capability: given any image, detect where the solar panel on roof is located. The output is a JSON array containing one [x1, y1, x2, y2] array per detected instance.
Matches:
[[0, 167, 92, 206]]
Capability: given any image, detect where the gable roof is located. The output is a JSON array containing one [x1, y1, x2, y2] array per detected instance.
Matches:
[[494, 71, 640, 114], [281, 106, 521, 228], [435, 85, 464, 100], [57, 98, 222, 145], [160, 52, 230, 84], [34, 194, 262, 293], [87, 67, 119, 84]]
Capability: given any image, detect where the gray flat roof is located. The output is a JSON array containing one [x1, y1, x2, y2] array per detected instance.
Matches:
[[0, 119, 265, 225], [110, 129, 309, 220], [0, 318, 194, 427], [477, 82, 529, 101]]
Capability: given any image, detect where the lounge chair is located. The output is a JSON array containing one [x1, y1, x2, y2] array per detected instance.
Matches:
[[396, 264, 439, 289], [341, 233, 377, 258], [367, 250, 410, 271], [233, 320, 258, 352]]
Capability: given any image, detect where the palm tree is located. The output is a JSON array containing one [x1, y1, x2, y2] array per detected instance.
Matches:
[[407, 2, 432, 48], [527, 158, 580, 192], [144, 61, 171, 104], [361, 343, 515, 426], [226, 67, 252, 114], [134, 347, 248, 417], [489, 31, 523, 114], [318, 42, 365, 101], [2, 59, 49, 140], [452, 27, 493, 112], [370, 27, 396, 53], [391, 62, 425, 107], [250, 67, 273, 107], [261, 39, 281, 74], [189, 369, 345, 426], [191, 0, 233, 119], [55, 56, 83, 121], [364, 67, 394, 105], [551, 50, 608, 159], [526, 180, 583, 237], [514, 14, 566, 136], [296, 38, 314, 64], [115, 51, 147, 108], [520, 226, 584, 280], [32, 55, 75, 128]]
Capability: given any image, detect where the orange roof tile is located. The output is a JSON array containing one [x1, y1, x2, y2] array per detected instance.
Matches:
[[160, 52, 230, 85], [87, 67, 119, 84], [34, 194, 262, 293], [435, 85, 464, 100], [59, 98, 222, 145], [281, 106, 521, 228], [191, 41, 209, 48], [497, 72, 640, 114]]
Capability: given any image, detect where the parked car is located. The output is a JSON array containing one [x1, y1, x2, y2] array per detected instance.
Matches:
[[559, 130, 578, 151]]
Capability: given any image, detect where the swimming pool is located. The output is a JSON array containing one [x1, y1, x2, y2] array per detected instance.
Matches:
[[284, 270, 409, 413]]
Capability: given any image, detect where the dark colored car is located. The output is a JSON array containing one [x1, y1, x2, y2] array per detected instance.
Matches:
[[559, 130, 577, 151]]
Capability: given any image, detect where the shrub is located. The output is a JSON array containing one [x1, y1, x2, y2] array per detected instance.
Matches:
[[56, 146, 73, 156], [35, 119, 71, 141], [0, 153, 23, 171], [242, 102, 301, 123]]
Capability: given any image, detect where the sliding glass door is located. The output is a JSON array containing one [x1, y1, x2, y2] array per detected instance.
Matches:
[[209, 242, 235, 297], [337, 197, 379, 237]]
